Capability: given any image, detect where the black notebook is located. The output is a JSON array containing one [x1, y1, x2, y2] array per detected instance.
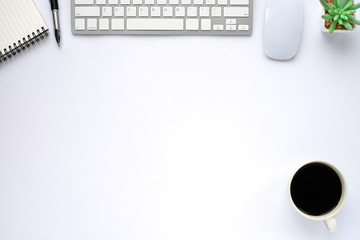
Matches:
[[0, 0, 49, 63]]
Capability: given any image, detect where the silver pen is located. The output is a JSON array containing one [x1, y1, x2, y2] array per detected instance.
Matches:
[[50, 0, 60, 46]]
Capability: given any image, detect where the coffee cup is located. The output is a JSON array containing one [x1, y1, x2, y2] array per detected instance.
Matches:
[[288, 161, 347, 232]]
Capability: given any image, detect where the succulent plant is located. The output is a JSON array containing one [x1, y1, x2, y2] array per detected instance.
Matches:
[[320, 0, 360, 33]]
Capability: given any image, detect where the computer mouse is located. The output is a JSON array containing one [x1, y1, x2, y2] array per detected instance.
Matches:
[[264, 0, 303, 60]]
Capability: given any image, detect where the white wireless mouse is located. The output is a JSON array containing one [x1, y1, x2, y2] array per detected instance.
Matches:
[[264, 0, 303, 60]]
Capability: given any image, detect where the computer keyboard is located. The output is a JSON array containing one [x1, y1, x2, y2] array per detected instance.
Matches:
[[72, 0, 253, 35]]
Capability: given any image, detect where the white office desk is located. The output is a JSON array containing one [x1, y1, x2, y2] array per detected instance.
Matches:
[[1, 1, 360, 239]]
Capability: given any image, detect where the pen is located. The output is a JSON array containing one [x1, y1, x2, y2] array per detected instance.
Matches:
[[50, 0, 60, 46]]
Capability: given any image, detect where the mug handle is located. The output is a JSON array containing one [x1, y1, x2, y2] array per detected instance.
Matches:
[[324, 217, 337, 232]]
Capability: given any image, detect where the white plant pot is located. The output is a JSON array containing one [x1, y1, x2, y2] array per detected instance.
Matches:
[[321, 6, 357, 34]]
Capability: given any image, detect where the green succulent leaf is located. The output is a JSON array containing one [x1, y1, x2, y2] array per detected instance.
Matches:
[[322, 14, 335, 20], [349, 3, 360, 10], [338, 18, 344, 24], [343, 0, 354, 11], [335, 0, 342, 8], [334, 15, 340, 21], [320, 0, 333, 10], [338, 0, 347, 8], [348, 14, 354, 19], [343, 0, 349, 8], [348, 18, 360, 25], [343, 20, 354, 30], [329, 9, 336, 15], [344, 10, 356, 14], [329, 20, 338, 33]]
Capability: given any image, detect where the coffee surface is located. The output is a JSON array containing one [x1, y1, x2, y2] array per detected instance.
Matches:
[[290, 163, 342, 216]]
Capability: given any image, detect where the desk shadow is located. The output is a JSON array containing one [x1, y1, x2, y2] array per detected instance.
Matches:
[[321, 31, 360, 56]]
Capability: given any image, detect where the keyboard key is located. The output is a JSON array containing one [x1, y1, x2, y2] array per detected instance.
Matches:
[[75, 7, 100, 17], [205, 0, 215, 5], [121, 0, 131, 4], [75, 0, 94, 4], [169, 0, 179, 4], [133, 0, 143, 4], [199, 7, 210, 16], [114, 7, 125, 16], [75, 18, 85, 30], [201, 19, 211, 30], [157, 0, 167, 4], [226, 18, 236, 24], [108, 0, 119, 4], [213, 24, 223, 30], [127, 7, 137, 17], [186, 19, 199, 30], [102, 7, 112, 17], [211, 7, 221, 17], [96, 0, 106, 4], [175, 7, 185, 17], [112, 19, 125, 30], [127, 19, 184, 30], [163, 7, 173, 17], [238, 24, 249, 30], [230, 0, 249, 5], [181, 0, 191, 5], [151, 7, 161, 16], [99, 18, 110, 30], [218, 0, 227, 5], [87, 18, 97, 30], [187, 7, 197, 17], [226, 25, 236, 30], [139, 7, 149, 17], [224, 7, 248, 17], [193, 0, 203, 4], [145, 0, 155, 4]]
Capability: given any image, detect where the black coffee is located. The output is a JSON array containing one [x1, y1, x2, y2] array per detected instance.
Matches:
[[290, 163, 342, 216]]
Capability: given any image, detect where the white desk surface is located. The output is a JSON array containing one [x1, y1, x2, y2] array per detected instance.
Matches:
[[1, 0, 360, 239]]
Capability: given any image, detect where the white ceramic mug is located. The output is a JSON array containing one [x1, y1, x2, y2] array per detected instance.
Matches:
[[288, 161, 347, 232]]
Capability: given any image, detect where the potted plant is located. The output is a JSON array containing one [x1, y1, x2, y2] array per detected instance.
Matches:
[[320, 0, 360, 33]]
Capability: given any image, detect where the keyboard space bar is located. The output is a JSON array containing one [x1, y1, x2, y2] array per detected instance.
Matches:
[[127, 19, 184, 30]]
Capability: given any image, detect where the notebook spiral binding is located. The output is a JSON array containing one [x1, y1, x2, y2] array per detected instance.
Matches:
[[0, 27, 49, 63]]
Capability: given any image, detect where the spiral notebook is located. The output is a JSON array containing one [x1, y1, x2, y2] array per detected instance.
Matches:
[[0, 0, 49, 63]]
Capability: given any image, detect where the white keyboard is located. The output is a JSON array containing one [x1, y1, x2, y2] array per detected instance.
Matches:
[[72, 0, 253, 35]]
